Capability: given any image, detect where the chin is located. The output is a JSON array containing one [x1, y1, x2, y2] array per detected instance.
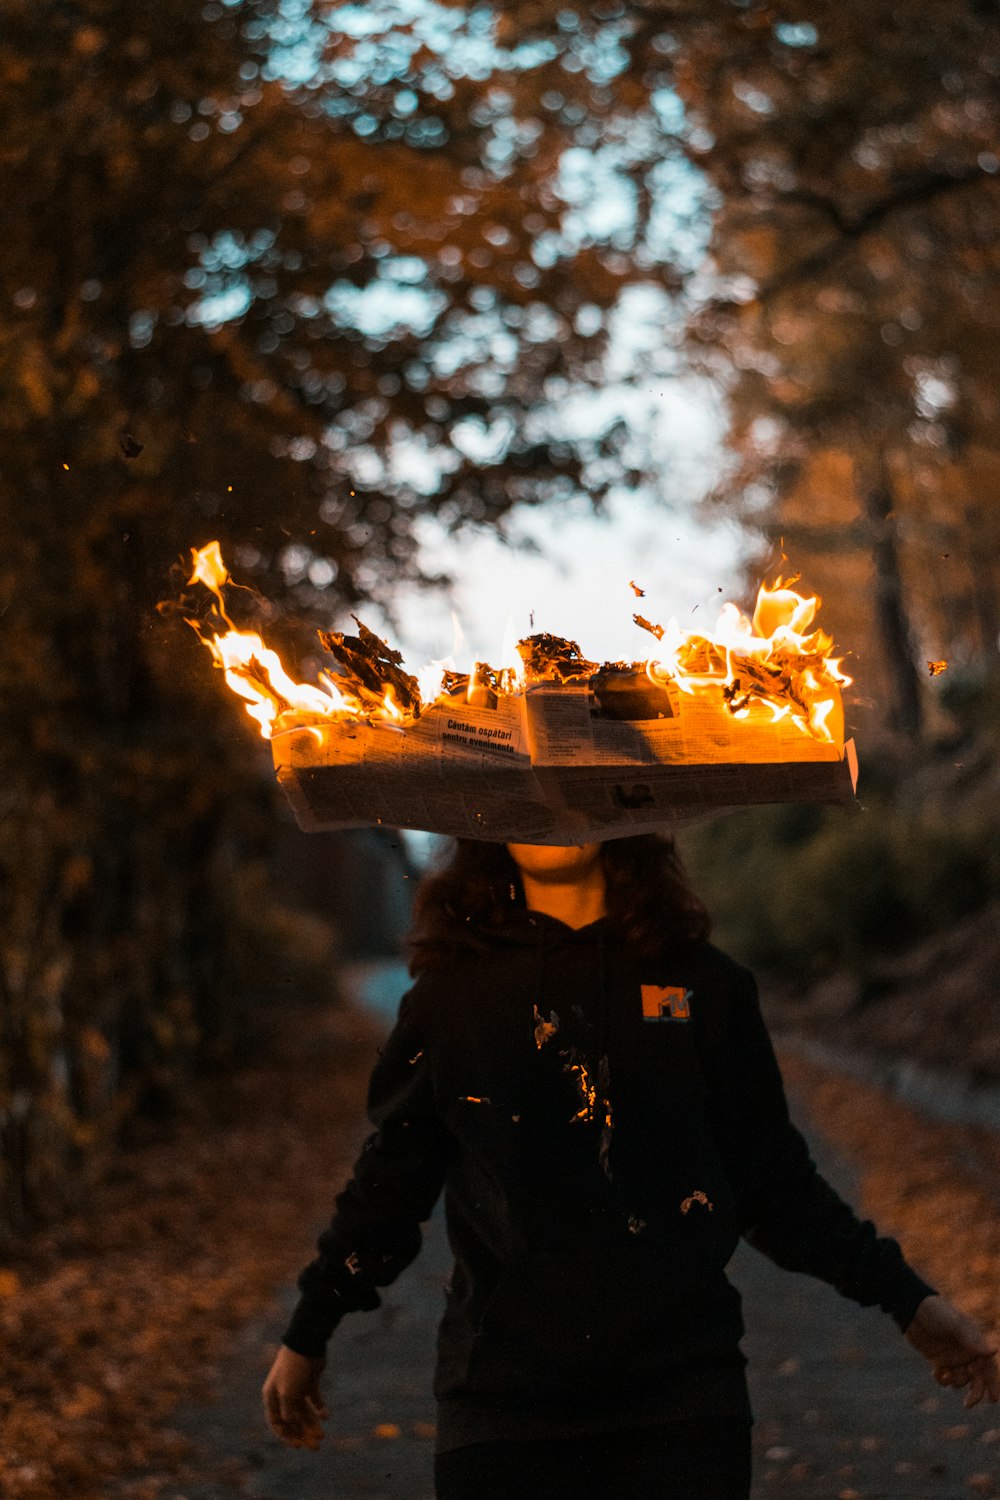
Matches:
[[506, 842, 602, 881]]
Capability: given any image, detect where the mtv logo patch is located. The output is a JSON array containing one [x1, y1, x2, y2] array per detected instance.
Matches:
[[641, 984, 692, 1022]]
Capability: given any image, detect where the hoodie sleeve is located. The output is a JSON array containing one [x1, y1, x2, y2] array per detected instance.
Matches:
[[703, 964, 935, 1332], [282, 984, 452, 1358]]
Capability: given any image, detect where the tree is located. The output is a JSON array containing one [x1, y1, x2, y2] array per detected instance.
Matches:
[[0, 0, 696, 1230], [649, 0, 1000, 735]]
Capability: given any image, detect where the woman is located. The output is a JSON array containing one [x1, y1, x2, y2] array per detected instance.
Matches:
[[263, 835, 999, 1499]]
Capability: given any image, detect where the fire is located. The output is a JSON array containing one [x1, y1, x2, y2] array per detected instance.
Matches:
[[188, 539, 229, 596], [643, 577, 851, 743], [381, 689, 405, 723], [183, 543, 851, 747], [185, 542, 364, 738]]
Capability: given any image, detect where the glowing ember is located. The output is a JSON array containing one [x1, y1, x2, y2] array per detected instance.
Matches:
[[927, 660, 948, 677], [182, 542, 852, 748]]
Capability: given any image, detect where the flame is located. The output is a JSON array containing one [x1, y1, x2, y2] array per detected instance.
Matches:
[[416, 658, 450, 704], [751, 579, 817, 639], [197, 626, 357, 738], [189, 540, 229, 599], [185, 542, 362, 738], [645, 576, 852, 744], [382, 689, 405, 723], [414, 614, 470, 705], [182, 544, 851, 750]]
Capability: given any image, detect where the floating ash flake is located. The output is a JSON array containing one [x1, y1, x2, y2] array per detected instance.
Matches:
[[459, 1095, 491, 1105], [679, 1190, 713, 1215], [633, 612, 665, 641], [629, 580, 645, 597], [627, 1214, 647, 1234]]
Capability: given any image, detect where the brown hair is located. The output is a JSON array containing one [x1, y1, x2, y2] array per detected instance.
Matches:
[[407, 834, 711, 974]]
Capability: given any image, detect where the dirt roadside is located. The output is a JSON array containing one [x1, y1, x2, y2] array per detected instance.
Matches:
[[0, 999, 382, 1500]]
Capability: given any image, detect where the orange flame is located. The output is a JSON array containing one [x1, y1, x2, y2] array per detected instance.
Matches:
[[644, 576, 851, 744], [186, 542, 363, 738], [184, 544, 850, 748], [188, 540, 229, 598]]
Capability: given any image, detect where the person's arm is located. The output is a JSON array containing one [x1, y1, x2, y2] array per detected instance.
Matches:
[[263, 983, 451, 1446], [703, 965, 998, 1406], [704, 966, 934, 1330]]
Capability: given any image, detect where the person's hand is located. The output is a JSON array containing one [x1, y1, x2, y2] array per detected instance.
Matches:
[[904, 1295, 1000, 1408], [262, 1344, 328, 1449]]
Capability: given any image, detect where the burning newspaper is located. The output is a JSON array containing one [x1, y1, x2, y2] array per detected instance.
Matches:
[[184, 544, 857, 845]]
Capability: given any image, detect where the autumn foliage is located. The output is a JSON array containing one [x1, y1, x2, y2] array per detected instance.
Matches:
[[0, 0, 690, 1233]]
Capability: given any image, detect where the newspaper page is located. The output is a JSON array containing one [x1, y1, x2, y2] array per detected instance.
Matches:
[[272, 678, 856, 844], [523, 680, 842, 767], [274, 692, 564, 842]]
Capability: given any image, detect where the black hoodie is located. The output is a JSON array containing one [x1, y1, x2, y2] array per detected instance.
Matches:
[[282, 912, 934, 1452]]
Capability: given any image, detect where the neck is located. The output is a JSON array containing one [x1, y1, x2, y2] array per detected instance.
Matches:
[[520, 868, 607, 930]]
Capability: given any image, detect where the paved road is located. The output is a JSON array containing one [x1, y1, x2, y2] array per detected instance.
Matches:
[[169, 972, 999, 1499], [173, 1195, 999, 1498]]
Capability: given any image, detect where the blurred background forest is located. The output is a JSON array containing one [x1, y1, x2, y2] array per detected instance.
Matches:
[[2, 0, 999, 1240]]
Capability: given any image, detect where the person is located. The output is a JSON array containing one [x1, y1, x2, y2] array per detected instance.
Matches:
[[262, 835, 999, 1498]]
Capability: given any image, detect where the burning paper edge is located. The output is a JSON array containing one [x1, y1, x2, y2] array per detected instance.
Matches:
[[183, 543, 853, 751], [181, 543, 860, 842]]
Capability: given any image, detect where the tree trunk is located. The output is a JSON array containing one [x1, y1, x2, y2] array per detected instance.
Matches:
[[965, 504, 1000, 660], [860, 465, 924, 737]]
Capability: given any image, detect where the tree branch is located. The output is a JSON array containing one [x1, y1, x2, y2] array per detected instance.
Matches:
[[754, 164, 990, 302]]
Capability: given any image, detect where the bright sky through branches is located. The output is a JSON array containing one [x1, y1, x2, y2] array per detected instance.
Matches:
[[254, 0, 742, 655], [364, 375, 742, 669]]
